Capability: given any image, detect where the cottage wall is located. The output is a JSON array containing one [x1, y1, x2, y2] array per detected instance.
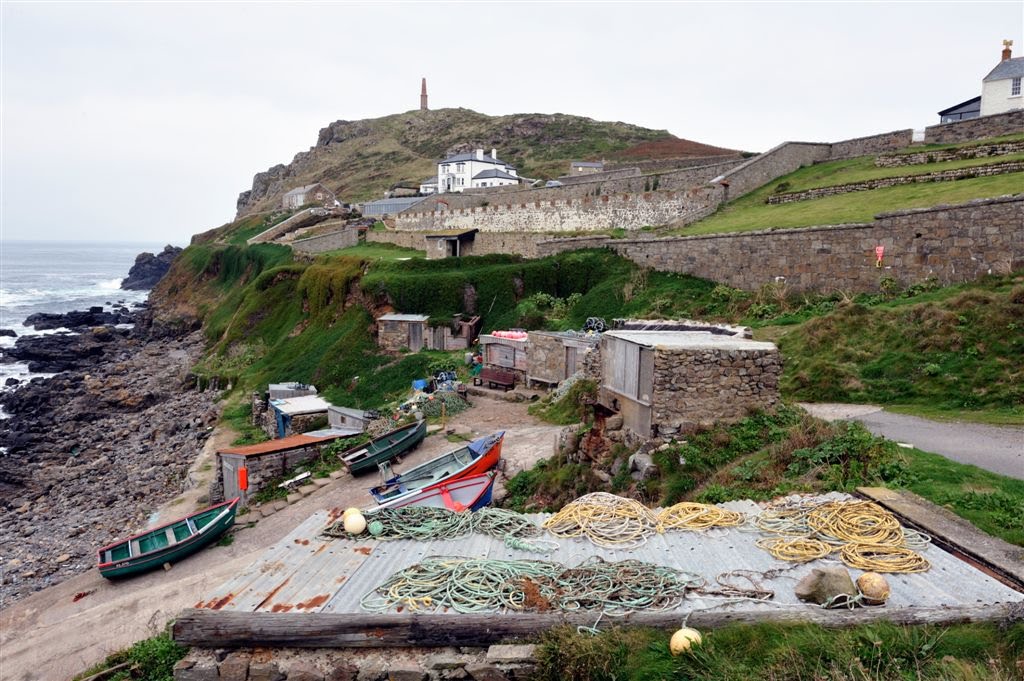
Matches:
[[649, 347, 783, 435]]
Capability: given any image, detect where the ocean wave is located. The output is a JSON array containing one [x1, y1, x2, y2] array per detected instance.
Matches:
[[97, 277, 123, 290], [0, 288, 51, 306]]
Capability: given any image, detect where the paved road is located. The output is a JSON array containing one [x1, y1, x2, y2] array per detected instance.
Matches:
[[799, 403, 1024, 480]]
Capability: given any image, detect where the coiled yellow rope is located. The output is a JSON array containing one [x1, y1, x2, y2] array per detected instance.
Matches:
[[542, 492, 660, 547], [657, 502, 745, 531], [754, 537, 833, 562], [840, 543, 931, 573], [806, 501, 904, 546]]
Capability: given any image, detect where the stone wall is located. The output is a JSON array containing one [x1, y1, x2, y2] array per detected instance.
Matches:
[[875, 140, 1024, 167], [766, 161, 1024, 204], [924, 110, 1024, 145], [290, 227, 359, 255], [554, 167, 641, 185], [174, 644, 539, 681], [714, 141, 832, 201], [211, 443, 323, 505], [828, 129, 914, 160], [396, 186, 723, 234], [609, 194, 1023, 292], [606, 153, 746, 174], [651, 347, 782, 435]]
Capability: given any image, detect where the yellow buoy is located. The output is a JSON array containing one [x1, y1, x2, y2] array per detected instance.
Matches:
[[670, 627, 702, 655], [342, 507, 361, 520], [344, 512, 367, 535], [856, 572, 891, 605]]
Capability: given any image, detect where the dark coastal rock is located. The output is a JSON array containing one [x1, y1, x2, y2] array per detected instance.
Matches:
[[23, 307, 134, 331], [120, 245, 183, 290], [3, 327, 130, 373], [0, 329, 16, 337], [0, 330, 218, 605], [5, 378, 19, 386]]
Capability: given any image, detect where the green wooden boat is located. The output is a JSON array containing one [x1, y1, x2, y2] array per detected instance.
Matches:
[[340, 418, 427, 475], [96, 497, 239, 579]]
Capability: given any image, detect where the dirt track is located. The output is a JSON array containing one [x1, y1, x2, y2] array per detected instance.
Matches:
[[0, 392, 561, 681]]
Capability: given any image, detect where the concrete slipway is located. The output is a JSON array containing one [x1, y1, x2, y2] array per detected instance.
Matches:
[[174, 495, 1024, 648]]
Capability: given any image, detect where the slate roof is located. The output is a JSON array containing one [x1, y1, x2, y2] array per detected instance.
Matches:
[[937, 96, 981, 116], [283, 184, 323, 197], [572, 161, 604, 168], [439, 153, 516, 169], [472, 169, 519, 181], [983, 57, 1024, 82]]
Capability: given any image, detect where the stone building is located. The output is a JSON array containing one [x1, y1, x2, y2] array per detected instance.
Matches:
[[377, 314, 430, 352], [598, 330, 781, 438], [282, 183, 336, 210], [569, 160, 604, 175], [526, 331, 600, 387], [425, 229, 478, 259], [267, 394, 333, 438]]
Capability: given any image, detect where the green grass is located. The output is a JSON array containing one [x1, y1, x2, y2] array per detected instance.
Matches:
[[902, 447, 1024, 546], [528, 380, 598, 425], [534, 621, 1024, 681], [73, 631, 187, 681], [678, 173, 1023, 234], [779, 275, 1024, 417], [324, 242, 425, 260]]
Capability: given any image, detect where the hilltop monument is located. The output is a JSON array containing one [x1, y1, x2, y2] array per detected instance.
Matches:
[[420, 78, 428, 111]]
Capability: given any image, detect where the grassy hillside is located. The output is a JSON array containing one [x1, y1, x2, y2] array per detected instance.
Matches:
[[675, 134, 1024, 235], [237, 108, 738, 213]]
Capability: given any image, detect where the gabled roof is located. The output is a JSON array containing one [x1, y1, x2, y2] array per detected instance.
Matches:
[[983, 57, 1024, 82], [937, 96, 981, 116], [472, 169, 519, 181], [438, 153, 516, 169]]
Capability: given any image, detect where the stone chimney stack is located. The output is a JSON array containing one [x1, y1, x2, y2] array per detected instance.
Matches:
[[491, 148, 497, 159], [1002, 39, 1013, 61], [420, 78, 428, 111], [476, 149, 484, 160]]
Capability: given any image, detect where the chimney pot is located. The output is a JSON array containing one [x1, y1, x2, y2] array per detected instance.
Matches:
[[1002, 39, 1013, 61]]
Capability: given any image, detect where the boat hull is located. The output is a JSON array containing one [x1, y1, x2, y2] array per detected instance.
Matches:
[[367, 471, 497, 513], [369, 431, 504, 504], [97, 498, 239, 579], [343, 419, 427, 475]]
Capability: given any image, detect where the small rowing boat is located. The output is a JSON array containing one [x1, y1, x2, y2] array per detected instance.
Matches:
[[96, 498, 239, 579], [368, 470, 497, 513], [369, 431, 503, 504], [339, 418, 427, 475]]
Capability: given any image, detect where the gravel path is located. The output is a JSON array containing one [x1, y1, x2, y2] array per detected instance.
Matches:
[[799, 403, 1024, 480]]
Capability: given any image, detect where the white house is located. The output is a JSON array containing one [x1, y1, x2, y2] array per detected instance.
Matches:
[[980, 41, 1023, 117], [437, 148, 519, 193], [419, 177, 438, 195]]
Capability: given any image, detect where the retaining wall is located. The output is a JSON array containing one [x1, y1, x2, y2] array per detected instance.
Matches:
[[924, 110, 1024, 145], [829, 129, 915, 160], [607, 194, 1023, 292], [291, 227, 359, 255], [713, 142, 832, 201], [876, 139, 1024, 167]]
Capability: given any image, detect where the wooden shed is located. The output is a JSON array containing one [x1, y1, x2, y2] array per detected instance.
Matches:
[[478, 332, 529, 380]]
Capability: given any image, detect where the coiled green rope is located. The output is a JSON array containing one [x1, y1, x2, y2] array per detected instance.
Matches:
[[360, 555, 705, 615]]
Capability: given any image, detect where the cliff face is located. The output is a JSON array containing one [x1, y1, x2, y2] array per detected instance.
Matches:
[[235, 108, 737, 216]]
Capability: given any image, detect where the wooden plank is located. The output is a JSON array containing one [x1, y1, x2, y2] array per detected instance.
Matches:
[[858, 487, 1024, 591], [173, 603, 1016, 648]]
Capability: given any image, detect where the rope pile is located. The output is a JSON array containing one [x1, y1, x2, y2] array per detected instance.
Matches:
[[322, 507, 557, 553], [753, 498, 932, 573], [543, 493, 746, 547], [360, 556, 705, 615]]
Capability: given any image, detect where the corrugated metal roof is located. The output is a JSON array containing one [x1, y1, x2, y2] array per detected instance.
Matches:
[[983, 56, 1024, 81], [270, 395, 332, 415], [197, 496, 1023, 618], [378, 313, 430, 322], [303, 427, 362, 438], [605, 330, 776, 351], [359, 197, 429, 215], [219, 433, 337, 456]]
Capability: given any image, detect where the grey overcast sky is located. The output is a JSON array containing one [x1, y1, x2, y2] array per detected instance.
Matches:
[[2, 1, 1021, 244]]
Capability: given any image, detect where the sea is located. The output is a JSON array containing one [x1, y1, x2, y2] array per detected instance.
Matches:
[[0, 240, 169, 396]]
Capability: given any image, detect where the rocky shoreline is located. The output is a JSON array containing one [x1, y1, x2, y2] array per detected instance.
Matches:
[[0, 309, 219, 604]]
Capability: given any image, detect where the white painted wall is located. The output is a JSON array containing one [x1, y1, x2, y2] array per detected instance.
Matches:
[[437, 149, 518, 193], [981, 77, 1024, 116]]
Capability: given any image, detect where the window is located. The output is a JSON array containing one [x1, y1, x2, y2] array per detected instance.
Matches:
[[456, 163, 465, 172], [1012, 77, 1022, 96]]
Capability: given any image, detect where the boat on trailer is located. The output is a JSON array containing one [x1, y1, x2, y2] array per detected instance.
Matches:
[[369, 431, 504, 505], [339, 418, 427, 475], [96, 498, 239, 579], [367, 470, 497, 513]]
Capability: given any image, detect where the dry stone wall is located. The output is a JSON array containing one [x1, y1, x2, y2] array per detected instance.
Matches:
[[290, 227, 359, 255], [609, 195, 1023, 292], [715, 142, 832, 200], [766, 161, 1024, 204], [876, 140, 1024, 167], [651, 347, 782, 434], [924, 110, 1024, 145], [828, 129, 914, 160]]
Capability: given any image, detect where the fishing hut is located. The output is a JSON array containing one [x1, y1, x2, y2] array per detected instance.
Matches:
[[526, 331, 600, 387]]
